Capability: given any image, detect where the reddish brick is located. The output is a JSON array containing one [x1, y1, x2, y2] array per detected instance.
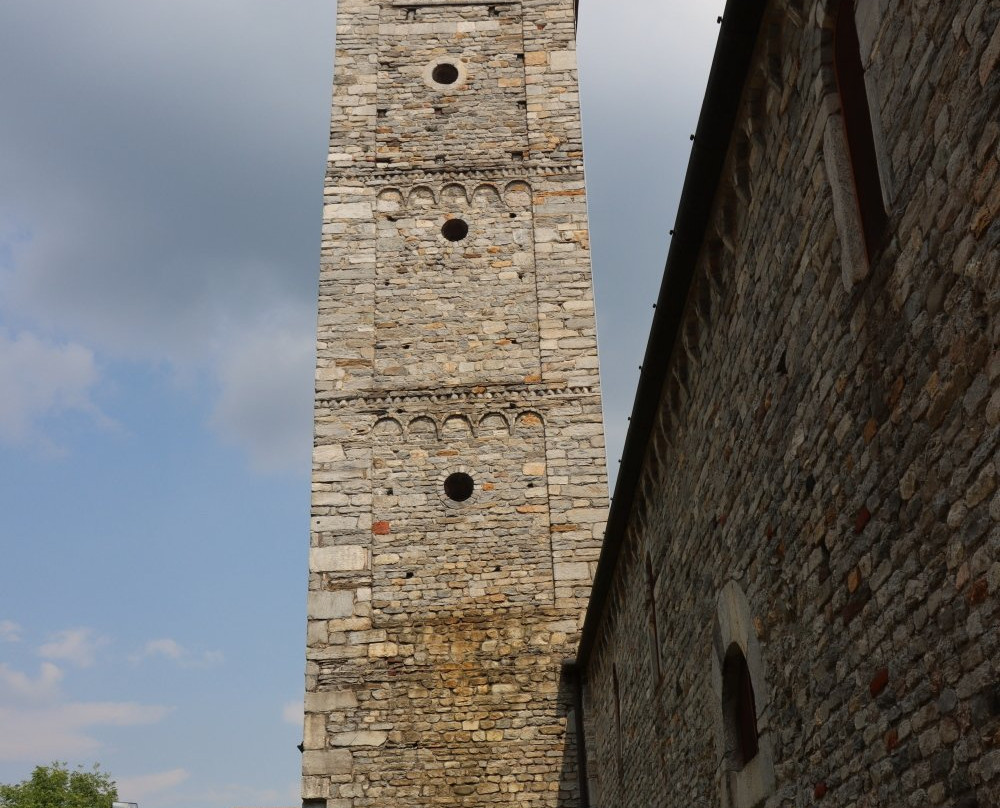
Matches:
[[372, 521, 391, 535], [814, 782, 828, 799], [885, 729, 899, 751], [870, 668, 890, 697], [863, 418, 878, 443], [967, 578, 988, 606], [854, 507, 872, 533]]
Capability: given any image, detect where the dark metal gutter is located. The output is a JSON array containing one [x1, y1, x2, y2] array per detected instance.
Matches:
[[575, 0, 768, 670]]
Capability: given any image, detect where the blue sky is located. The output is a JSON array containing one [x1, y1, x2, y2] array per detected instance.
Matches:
[[0, 1, 723, 805]]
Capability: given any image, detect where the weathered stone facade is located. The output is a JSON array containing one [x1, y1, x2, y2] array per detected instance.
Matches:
[[302, 2, 607, 806], [577, 1, 999, 807]]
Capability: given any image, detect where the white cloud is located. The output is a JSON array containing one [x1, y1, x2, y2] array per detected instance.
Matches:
[[0, 659, 169, 762], [0, 700, 171, 762], [116, 768, 190, 802], [132, 638, 223, 669], [281, 700, 303, 728], [0, 662, 64, 703], [140, 638, 185, 661], [0, 330, 104, 448], [38, 627, 108, 668], [0, 620, 22, 642]]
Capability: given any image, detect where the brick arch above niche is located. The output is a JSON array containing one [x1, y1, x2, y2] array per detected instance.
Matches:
[[365, 408, 546, 442], [375, 180, 532, 214]]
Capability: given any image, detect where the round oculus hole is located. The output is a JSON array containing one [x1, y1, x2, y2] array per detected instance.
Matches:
[[432, 62, 460, 85], [444, 472, 475, 502], [441, 219, 469, 242]]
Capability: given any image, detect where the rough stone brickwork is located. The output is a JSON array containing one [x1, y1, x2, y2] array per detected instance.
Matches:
[[302, 2, 607, 806], [578, 0, 999, 807]]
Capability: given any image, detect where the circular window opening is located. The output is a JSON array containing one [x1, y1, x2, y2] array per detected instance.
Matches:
[[441, 219, 469, 242], [432, 62, 460, 85], [444, 472, 475, 502]]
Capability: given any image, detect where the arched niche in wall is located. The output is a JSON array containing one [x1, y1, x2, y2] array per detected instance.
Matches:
[[711, 581, 775, 808]]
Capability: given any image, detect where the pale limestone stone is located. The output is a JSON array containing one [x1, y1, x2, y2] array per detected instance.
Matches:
[[550, 50, 577, 71], [302, 749, 352, 776], [310, 545, 368, 572], [305, 689, 358, 712], [308, 590, 355, 620], [329, 731, 388, 748], [303, 713, 326, 751]]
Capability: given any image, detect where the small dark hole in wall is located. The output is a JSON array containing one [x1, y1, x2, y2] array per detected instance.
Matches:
[[376, 108, 387, 118], [509, 212, 517, 218], [386, 487, 394, 495], [434, 106, 444, 115], [527, 482, 534, 488], [805, 474, 816, 495], [432, 62, 460, 85], [303, 800, 326, 808], [402, 344, 411, 350], [405, 571, 414, 579], [777, 349, 788, 375], [494, 566, 501, 572], [441, 219, 469, 242], [511, 150, 524, 160], [444, 472, 474, 502]]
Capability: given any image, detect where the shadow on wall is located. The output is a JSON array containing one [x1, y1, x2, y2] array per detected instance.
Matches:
[[558, 664, 584, 808]]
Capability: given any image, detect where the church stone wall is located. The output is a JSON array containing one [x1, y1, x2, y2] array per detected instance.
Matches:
[[304, 1, 607, 806], [581, 1, 999, 807]]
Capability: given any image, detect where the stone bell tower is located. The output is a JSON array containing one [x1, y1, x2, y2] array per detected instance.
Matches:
[[302, 2, 606, 805]]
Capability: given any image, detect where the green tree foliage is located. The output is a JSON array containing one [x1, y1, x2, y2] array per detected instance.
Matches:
[[0, 763, 118, 808]]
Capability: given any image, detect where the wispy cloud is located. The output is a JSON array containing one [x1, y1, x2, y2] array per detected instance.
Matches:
[[0, 620, 22, 642], [38, 627, 109, 668], [116, 768, 190, 802], [281, 700, 303, 727], [0, 660, 170, 762], [0, 329, 106, 449], [0, 662, 63, 703], [0, 700, 171, 762], [132, 638, 223, 669]]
